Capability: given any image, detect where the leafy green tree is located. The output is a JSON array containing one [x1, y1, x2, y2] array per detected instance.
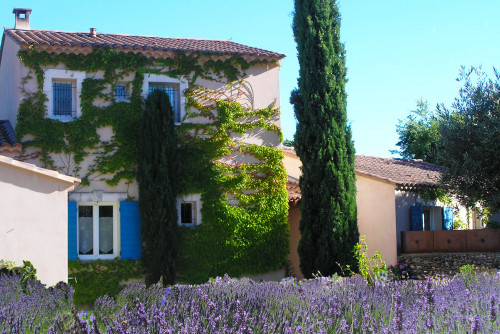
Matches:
[[291, 0, 359, 278], [438, 67, 500, 212], [392, 99, 441, 164], [282, 138, 295, 147], [138, 89, 179, 285]]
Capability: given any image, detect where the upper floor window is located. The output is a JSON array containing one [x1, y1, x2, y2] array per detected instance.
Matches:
[[149, 83, 180, 122], [53, 80, 76, 117], [43, 69, 85, 120], [142, 74, 188, 124], [114, 84, 130, 101]]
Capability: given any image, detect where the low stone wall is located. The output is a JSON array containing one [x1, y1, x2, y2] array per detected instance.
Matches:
[[398, 253, 500, 277]]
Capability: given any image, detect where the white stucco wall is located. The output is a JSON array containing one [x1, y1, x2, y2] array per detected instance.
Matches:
[[356, 175, 397, 266], [0, 157, 78, 286], [0, 36, 23, 127]]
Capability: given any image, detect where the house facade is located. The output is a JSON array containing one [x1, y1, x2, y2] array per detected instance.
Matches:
[[0, 9, 288, 282], [284, 147, 477, 279]]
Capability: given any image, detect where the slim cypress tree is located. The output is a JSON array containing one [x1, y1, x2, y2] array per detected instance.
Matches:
[[291, 0, 359, 277], [138, 89, 179, 285]]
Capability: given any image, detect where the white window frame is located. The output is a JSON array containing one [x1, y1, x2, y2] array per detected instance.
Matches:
[[77, 201, 119, 260], [177, 194, 202, 227], [43, 69, 86, 120], [142, 73, 188, 124]]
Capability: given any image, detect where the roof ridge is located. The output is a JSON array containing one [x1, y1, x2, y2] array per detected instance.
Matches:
[[5, 27, 233, 42]]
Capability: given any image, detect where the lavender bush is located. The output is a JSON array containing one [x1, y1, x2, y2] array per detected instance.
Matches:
[[0, 273, 76, 333], [87, 273, 500, 333], [2, 270, 500, 333]]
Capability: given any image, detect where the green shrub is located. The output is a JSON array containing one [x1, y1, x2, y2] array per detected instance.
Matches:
[[388, 262, 415, 280], [0, 260, 37, 291], [459, 264, 478, 289], [348, 236, 388, 285]]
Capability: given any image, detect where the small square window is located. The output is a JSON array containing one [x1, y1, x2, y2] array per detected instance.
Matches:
[[180, 202, 196, 225], [114, 84, 130, 101]]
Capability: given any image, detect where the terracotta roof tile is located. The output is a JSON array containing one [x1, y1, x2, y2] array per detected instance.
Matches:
[[287, 180, 301, 203], [5, 28, 285, 60], [283, 148, 443, 201], [354, 155, 442, 189]]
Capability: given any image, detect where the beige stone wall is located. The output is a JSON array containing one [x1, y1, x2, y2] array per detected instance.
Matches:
[[284, 152, 399, 274], [356, 175, 397, 265], [287, 206, 303, 279], [283, 152, 301, 182], [0, 159, 77, 286]]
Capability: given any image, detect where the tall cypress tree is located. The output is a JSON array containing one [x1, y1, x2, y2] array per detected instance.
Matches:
[[291, 0, 359, 278], [138, 89, 179, 285]]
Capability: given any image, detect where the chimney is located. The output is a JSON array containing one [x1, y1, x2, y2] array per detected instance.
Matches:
[[89, 28, 97, 37], [13, 8, 32, 30]]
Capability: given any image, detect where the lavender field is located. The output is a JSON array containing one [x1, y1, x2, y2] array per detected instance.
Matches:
[[1, 271, 499, 333]]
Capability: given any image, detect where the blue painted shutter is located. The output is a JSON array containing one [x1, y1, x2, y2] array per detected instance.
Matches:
[[120, 201, 142, 260], [410, 205, 424, 231], [68, 201, 78, 261], [442, 207, 454, 230]]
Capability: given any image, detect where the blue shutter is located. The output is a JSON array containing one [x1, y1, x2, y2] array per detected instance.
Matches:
[[120, 201, 142, 260], [442, 207, 454, 230], [68, 201, 78, 261], [410, 205, 424, 231]]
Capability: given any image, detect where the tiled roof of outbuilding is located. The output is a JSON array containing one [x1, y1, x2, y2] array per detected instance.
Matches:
[[354, 154, 442, 190], [4, 28, 285, 61], [283, 148, 443, 202], [287, 180, 301, 205], [0, 120, 21, 153]]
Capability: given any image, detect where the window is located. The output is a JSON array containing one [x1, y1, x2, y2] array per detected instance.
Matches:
[[77, 202, 118, 259], [142, 74, 188, 124], [180, 202, 196, 225], [43, 69, 85, 119], [149, 82, 180, 122], [177, 194, 202, 226], [423, 209, 431, 231], [114, 84, 130, 101], [148, 82, 181, 123], [53, 80, 76, 117]]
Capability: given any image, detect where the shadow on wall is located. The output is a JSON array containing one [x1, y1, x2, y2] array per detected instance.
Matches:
[[0, 164, 65, 195], [395, 191, 420, 255]]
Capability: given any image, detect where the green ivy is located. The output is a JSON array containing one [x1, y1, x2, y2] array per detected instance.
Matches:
[[414, 187, 452, 205], [68, 260, 143, 306], [18, 45, 288, 284]]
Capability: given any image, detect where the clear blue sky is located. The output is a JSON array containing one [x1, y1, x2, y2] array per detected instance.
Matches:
[[1, 1, 499, 157]]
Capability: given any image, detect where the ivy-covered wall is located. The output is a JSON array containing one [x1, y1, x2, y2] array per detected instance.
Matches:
[[15, 45, 289, 283]]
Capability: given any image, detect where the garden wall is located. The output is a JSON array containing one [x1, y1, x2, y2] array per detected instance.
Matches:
[[398, 252, 500, 277], [401, 229, 500, 253]]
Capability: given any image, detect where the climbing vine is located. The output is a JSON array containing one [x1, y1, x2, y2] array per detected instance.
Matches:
[[16, 45, 288, 282]]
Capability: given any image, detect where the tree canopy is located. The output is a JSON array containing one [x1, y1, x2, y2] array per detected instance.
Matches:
[[392, 99, 441, 164], [394, 67, 500, 213]]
